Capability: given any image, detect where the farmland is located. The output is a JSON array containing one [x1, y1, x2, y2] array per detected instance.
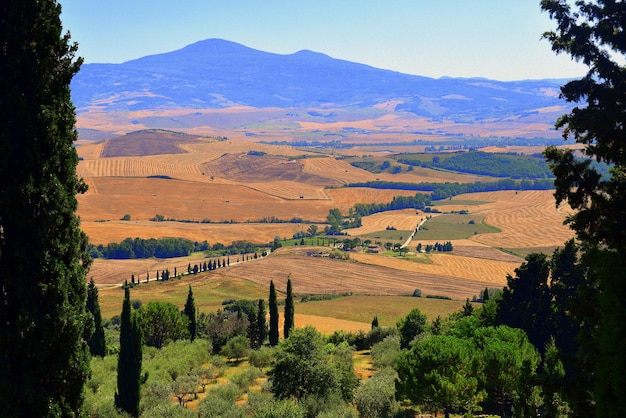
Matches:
[[76, 128, 573, 323]]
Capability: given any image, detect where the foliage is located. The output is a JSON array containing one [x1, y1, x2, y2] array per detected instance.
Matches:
[[354, 367, 399, 418], [220, 335, 250, 362], [268, 281, 279, 346], [352, 193, 431, 217], [370, 335, 401, 369], [249, 299, 268, 349], [183, 286, 197, 341], [197, 310, 247, 354], [248, 346, 275, 368], [138, 301, 189, 349], [400, 150, 553, 179], [0, 2, 92, 414], [115, 286, 143, 416], [268, 326, 340, 401], [284, 279, 295, 339], [396, 334, 485, 418], [541, 1, 626, 414], [87, 278, 107, 357], [348, 178, 554, 199], [396, 307, 428, 349]]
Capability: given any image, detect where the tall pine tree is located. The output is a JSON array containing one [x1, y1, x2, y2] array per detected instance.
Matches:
[[116, 284, 142, 417], [183, 285, 197, 341], [284, 278, 295, 339], [269, 280, 279, 346], [0, 1, 92, 415], [87, 278, 106, 357]]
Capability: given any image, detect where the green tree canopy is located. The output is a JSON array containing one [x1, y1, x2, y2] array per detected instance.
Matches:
[[139, 301, 189, 349], [268, 326, 340, 401], [396, 307, 428, 349], [396, 335, 484, 418]]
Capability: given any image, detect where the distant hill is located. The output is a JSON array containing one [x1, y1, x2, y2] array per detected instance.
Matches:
[[71, 38, 569, 122]]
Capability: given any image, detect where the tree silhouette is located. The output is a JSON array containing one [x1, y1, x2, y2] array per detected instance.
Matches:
[[0, 2, 92, 415], [284, 278, 295, 339], [269, 280, 279, 345]]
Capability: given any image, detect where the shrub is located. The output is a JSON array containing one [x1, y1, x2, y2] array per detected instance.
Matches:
[[354, 367, 399, 418], [248, 346, 275, 368], [412, 288, 422, 297], [370, 335, 401, 369]]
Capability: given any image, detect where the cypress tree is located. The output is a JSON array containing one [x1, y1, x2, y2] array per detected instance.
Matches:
[[371, 315, 379, 329], [184, 285, 197, 341], [115, 283, 142, 417], [269, 280, 279, 345], [248, 307, 258, 348], [0, 2, 92, 415], [87, 278, 107, 357], [284, 278, 295, 339], [256, 299, 267, 348], [482, 287, 490, 302]]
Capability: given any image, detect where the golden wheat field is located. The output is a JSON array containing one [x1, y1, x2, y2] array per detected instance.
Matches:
[[76, 129, 574, 307]]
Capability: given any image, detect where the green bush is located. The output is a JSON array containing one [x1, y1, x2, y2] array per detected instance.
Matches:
[[248, 346, 275, 368]]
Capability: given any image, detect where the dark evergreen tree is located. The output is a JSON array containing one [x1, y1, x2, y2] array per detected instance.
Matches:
[[496, 253, 552, 354], [462, 298, 474, 317], [284, 278, 295, 339], [541, 2, 626, 414], [184, 285, 197, 341], [371, 315, 379, 329], [0, 2, 92, 415], [255, 299, 267, 348], [269, 280, 279, 346], [87, 278, 106, 357], [482, 287, 490, 302], [247, 307, 258, 348], [115, 284, 142, 417]]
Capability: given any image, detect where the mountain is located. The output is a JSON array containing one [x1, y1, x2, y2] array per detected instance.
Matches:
[[71, 38, 567, 122]]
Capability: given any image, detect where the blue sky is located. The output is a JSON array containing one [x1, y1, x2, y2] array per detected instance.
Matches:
[[60, 0, 588, 81]]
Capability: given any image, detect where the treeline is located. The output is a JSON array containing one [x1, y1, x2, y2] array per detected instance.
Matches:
[[347, 178, 554, 200], [88, 238, 264, 259], [397, 150, 553, 179], [149, 213, 307, 224], [416, 241, 453, 252], [353, 193, 431, 217]]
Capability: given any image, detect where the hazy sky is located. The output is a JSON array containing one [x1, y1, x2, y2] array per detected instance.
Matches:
[[60, 0, 588, 81]]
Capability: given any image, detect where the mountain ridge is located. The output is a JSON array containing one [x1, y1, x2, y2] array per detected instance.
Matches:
[[71, 38, 569, 123]]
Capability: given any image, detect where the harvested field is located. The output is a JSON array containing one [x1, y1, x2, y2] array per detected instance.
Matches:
[[295, 314, 369, 334], [295, 295, 475, 326], [348, 209, 423, 236], [350, 252, 515, 285], [462, 190, 574, 249], [246, 181, 330, 200], [82, 221, 307, 246], [204, 249, 494, 301], [202, 153, 340, 186], [325, 187, 419, 208]]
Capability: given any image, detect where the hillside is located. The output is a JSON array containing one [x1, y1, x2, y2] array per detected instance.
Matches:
[[71, 38, 570, 140]]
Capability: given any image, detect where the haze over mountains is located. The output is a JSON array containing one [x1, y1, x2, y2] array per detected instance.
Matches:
[[71, 38, 569, 124]]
